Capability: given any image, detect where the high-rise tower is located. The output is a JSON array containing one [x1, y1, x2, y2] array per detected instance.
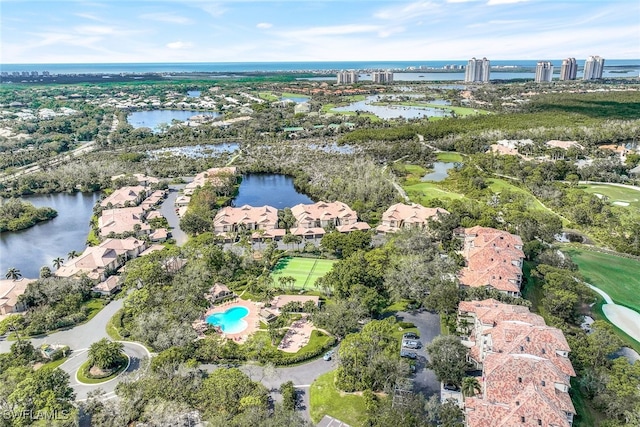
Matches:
[[583, 56, 605, 80], [535, 61, 554, 82], [559, 58, 577, 80], [464, 57, 490, 83]]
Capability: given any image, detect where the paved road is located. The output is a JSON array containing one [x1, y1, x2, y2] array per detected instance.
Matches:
[[160, 185, 188, 246], [60, 341, 150, 401], [0, 299, 123, 353], [395, 309, 441, 396]]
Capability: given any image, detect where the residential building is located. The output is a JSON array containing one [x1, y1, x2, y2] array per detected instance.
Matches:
[[583, 56, 605, 80], [559, 57, 577, 80], [100, 186, 147, 208], [376, 203, 449, 234], [336, 70, 359, 85], [213, 205, 278, 235], [372, 70, 394, 84], [0, 278, 36, 315], [535, 61, 554, 82], [184, 167, 238, 196], [291, 201, 361, 229], [457, 227, 524, 297], [464, 58, 490, 83], [56, 237, 147, 281], [458, 300, 576, 427], [92, 276, 121, 296], [98, 207, 149, 237]]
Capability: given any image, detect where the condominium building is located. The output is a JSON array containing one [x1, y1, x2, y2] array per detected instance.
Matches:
[[583, 56, 605, 80], [559, 57, 577, 81], [464, 57, 490, 83], [372, 70, 394, 84], [336, 70, 359, 85], [535, 61, 554, 83]]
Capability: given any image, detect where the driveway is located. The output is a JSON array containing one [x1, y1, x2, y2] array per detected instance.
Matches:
[[0, 299, 123, 353], [202, 348, 339, 422], [395, 310, 441, 397], [159, 185, 188, 246], [60, 341, 150, 401]]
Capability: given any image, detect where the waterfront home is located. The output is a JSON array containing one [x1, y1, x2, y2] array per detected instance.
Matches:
[[291, 201, 370, 233], [184, 167, 238, 196], [376, 203, 449, 234], [0, 278, 36, 315], [99, 207, 150, 237], [100, 186, 147, 208], [205, 283, 235, 304]]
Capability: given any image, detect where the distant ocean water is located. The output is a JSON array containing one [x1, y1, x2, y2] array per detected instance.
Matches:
[[1, 60, 639, 74]]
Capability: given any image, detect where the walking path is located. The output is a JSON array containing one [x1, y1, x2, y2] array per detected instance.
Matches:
[[586, 283, 640, 343]]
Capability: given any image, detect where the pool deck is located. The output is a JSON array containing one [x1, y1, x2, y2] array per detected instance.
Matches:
[[204, 299, 261, 343]]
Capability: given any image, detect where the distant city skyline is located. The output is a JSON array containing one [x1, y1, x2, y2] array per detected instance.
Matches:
[[1, 1, 639, 64]]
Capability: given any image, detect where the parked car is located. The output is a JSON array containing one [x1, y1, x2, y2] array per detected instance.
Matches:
[[323, 350, 335, 361], [402, 340, 422, 349], [403, 332, 420, 340], [443, 383, 460, 392], [400, 350, 418, 359]]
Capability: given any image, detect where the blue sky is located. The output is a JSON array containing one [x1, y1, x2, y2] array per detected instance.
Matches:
[[1, 0, 638, 64]]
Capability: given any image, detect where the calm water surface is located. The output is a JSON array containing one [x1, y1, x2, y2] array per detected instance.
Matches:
[[127, 110, 221, 132], [0, 192, 100, 278], [422, 162, 457, 182], [232, 174, 313, 209], [187, 90, 201, 98], [148, 143, 239, 159]]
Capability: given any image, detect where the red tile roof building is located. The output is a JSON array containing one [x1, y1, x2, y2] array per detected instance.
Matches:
[[458, 299, 576, 427], [458, 227, 525, 297], [376, 203, 449, 234]]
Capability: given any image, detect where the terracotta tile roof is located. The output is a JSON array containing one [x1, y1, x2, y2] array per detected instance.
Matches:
[[377, 203, 449, 233], [466, 383, 573, 427], [98, 207, 149, 236], [185, 167, 237, 195], [213, 205, 278, 234], [291, 201, 359, 228], [483, 353, 575, 415], [100, 186, 146, 208], [336, 222, 371, 233]]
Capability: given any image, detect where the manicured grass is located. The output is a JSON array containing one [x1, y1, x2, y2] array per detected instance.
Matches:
[[561, 247, 640, 314], [77, 355, 128, 384], [436, 152, 464, 162], [281, 92, 310, 99], [394, 101, 490, 117], [592, 295, 640, 353], [84, 298, 107, 322], [39, 357, 69, 370], [258, 92, 278, 101], [310, 371, 369, 426], [580, 184, 640, 212], [403, 180, 466, 203], [271, 257, 336, 290]]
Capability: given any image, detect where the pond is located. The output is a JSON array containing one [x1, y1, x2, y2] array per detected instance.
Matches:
[[421, 162, 457, 182], [332, 95, 453, 119], [0, 192, 100, 279], [281, 96, 309, 103], [232, 174, 313, 209], [187, 90, 201, 98], [127, 110, 221, 133], [148, 143, 239, 159]]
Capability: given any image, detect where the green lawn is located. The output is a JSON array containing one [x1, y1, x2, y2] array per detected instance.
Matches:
[[436, 152, 464, 162], [561, 247, 640, 314], [258, 92, 278, 101], [580, 184, 640, 212], [271, 257, 336, 290], [309, 371, 369, 426], [77, 355, 128, 384], [403, 180, 466, 203]]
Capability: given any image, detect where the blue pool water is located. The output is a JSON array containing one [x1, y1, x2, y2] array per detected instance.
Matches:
[[206, 306, 249, 334]]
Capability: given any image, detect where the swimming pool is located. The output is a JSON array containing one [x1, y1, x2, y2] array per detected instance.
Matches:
[[206, 306, 249, 334]]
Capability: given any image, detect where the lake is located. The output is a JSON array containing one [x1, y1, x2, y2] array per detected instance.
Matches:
[[148, 143, 239, 159], [232, 174, 313, 209], [422, 162, 457, 182], [187, 90, 201, 98], [127, 110, 221, 132], [281, 96, 309, 103], [0, 192, 100, 279], [333, 95, 453, 119]]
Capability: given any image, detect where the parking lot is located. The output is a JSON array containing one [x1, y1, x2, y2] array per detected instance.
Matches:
[[396, 309, 441, 397]]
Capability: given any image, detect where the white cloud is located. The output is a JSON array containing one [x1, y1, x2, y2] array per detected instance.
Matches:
[[74, 13, 102, 22], [166, 41, 193, 49], [74, 25, 119, 36], [199, 3, 227, 18], [374, 1, 442, 22], [280, 24, 381, 38], [487, 0, 530, 5], [447, 0, 480, 3], [256, 22, 273, 29], [141, 13, 192, 25]]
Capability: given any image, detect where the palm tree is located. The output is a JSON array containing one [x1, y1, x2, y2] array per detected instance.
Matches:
[[5, 268, 21, 280], [88, 338, 124, 370], [461, 376, 481, 398], [67, 250, 80, 260], [39, 266, 52, 279], [52, 257, 64, 270]]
